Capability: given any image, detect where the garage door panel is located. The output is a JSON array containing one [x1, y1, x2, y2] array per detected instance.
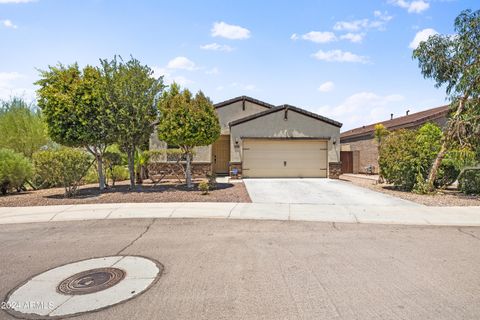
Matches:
[[243, 139, 328, 178]]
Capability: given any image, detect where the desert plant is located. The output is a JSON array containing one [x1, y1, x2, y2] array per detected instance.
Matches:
[[206, 172, 217, 190], [108, 165, 130, 186], [33, 148, 92, 197], [0, 148, 32, 195], [458, 167, 480, 195], [379, 129, 420, 191], [0, 98, 48, 158], [198, 180, 210, 195]]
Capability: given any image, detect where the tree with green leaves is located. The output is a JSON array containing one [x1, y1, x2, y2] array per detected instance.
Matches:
[[36, 64, 115, 190], [0, 97, 48, 158], [373, 123, 389, 183], [157, 83, 220, 188], [413, 9, 480, 190], [100, 56, 164, 189]]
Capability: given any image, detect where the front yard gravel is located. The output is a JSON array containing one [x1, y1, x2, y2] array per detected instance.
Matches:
[[0, 179, 251, 207], [341, 174, 480, 206]]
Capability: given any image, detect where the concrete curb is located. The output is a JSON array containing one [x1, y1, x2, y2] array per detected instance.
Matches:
[[1, 203, 480, 226]]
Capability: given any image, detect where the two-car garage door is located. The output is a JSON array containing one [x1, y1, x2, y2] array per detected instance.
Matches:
[[242, 139, 328, 178]]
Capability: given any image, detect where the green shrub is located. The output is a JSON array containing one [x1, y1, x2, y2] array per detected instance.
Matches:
[[108, 165, 129, 186], [84, 166, 99, 184], [33, 148, 92, 197], [379, 123, 443, 191], [198, 181, 209, 195], [435, 159, 461, 188], [379, 129, 419, 191], [0, 148, 32, 195], [206, 172, 217, 190], [458, 168, 480, 195]]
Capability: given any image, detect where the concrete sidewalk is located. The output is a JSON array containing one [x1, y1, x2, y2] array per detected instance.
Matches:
[[1, 202, 480, 226]]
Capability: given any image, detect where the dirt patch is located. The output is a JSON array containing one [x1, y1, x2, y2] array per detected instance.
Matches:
[[340, 174, 480, 206], [0, 179, 251, 207]]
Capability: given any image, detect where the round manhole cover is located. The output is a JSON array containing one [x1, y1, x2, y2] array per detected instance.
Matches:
[[57, 267, 126, 295], [2, 256, 163, 319]]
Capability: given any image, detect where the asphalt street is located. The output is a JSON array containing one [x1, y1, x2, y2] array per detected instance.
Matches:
[[1, 218, 479, 320]]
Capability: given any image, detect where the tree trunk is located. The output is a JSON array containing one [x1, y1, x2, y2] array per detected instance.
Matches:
[[96, 154, 105, 191], [426, 98, 466, 191], [427, 142, 447, 190], [127, 148, 136, 189], [185, 151, 193, 188]]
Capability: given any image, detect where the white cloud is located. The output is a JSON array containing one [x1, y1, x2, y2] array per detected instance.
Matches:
[[151, 67, 193, 87], [334, 11, 392, 32], [290, 33, 299, 40], [390, 0, 430, 13], [205, 67, 219, 75], [317, 92, 405, 130], [300, 31, 337, 43], [312, 50, 369, 64], [166, 56, 196, 71], [200, 43, 233, 52], [0, 0, 35, 3], [211, 21, 250, 40], [0, 72, 34, 101], [2, 19, 17, 28], [318, 81, 335, 92], [0, 72, 22, 86], [409, 28, 437, 48], [334, 19, 369, 32], [340, 33, 364, 43]]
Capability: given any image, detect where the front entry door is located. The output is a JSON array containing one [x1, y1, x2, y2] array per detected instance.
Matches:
[[212, 135, 230, 174]]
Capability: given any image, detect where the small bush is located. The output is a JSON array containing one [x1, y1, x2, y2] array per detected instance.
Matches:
[[0, 148, 32, 195], [435, 159, 460, 188], [458, 168, 480, 195], [198, 181, 209, 195], [108, 165, 129, 186], [379, 129, 419, 191], [206, 172, 217, 190], [33, 148, 92, 197], [84, 166, 99, 184]]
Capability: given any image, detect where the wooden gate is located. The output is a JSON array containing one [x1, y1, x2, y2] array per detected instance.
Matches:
[[340, 151, 353, 174]]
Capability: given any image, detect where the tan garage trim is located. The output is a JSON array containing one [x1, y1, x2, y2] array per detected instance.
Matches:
[[242, 139, 328, 178]]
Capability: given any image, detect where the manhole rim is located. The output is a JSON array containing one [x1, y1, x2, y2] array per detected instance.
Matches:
[[56, 266, 127, 295], [2, 255, 164, 320]]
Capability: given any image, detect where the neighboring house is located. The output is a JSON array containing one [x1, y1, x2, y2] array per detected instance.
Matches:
[[149, 96, 343, 178], [340, 105, 450, 174]]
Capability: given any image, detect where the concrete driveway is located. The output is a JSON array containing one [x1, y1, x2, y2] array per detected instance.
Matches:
[[243, 178, 420, 206]]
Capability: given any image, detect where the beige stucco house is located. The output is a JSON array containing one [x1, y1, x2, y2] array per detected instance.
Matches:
[[149, 96, 343, 178]]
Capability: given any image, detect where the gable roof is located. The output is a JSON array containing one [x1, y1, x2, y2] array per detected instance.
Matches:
[[229, 104, 343, 128], [214, 95, 275, 109], [340, 104, 450, 141]]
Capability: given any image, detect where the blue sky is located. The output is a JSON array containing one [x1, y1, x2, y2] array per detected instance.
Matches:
[[0, 0, 477, 130]]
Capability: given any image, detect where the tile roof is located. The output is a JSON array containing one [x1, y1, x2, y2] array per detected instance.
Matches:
[[214, 95, 275, 109], [229, 104, 343, 128], [340, 104, 450, 141]]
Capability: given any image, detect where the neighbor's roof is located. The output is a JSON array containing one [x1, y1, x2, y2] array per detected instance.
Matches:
[[340, 105, 450, 141], [229, 104, 343, 128], [214, 95, 275, 109]]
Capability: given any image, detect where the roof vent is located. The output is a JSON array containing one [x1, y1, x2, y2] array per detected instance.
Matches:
[[390, 113, 394, 120], [406, 110, 410, 116]]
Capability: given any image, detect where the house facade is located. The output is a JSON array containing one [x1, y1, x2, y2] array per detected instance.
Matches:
[[340, 105, 450, 174], [149, 96, 343, 178]]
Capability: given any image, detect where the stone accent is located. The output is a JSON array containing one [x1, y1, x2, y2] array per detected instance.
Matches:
[[328, 162, 342, 179], [148, 162, 212, 179]]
